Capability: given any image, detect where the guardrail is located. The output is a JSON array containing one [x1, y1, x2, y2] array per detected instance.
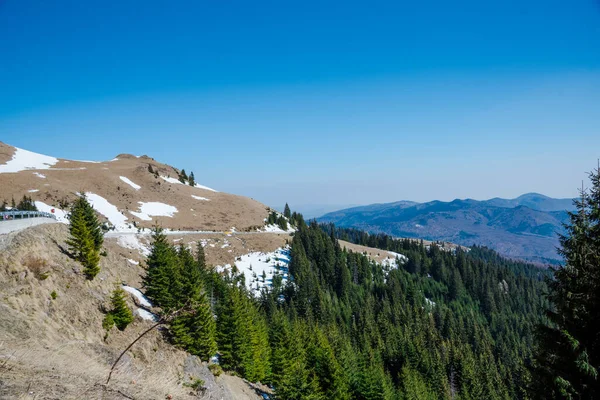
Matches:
[[0, 210, 58, 221]]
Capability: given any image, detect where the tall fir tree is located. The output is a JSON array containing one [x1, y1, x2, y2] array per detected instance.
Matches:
[[66, 194, 102, 279], [531, 165, 600, 399], [142, 226, 181, 311], [283, 203, 291, 220]]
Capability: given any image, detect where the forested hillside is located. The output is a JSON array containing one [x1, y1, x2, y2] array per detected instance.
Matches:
[[318, 193, 573, 265], [145, 214, 550, 399]]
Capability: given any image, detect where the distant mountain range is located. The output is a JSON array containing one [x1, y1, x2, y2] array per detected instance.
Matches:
[[318, 193, 575, 265]]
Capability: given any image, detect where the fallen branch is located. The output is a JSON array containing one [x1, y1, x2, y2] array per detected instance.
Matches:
[[105, 303, 194, 385]]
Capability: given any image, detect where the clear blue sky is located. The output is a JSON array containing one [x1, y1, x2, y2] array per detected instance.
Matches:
[[1, 1, 599, 211]]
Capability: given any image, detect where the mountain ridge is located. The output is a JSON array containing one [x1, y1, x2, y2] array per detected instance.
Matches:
[[318, 193, 575, 264]]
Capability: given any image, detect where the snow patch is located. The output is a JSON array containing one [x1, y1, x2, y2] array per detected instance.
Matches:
[[33, 172, 46, 179], [85, 193, 129, 230], [191, 195, 210, 201], [0, 147, 58, 173], [262, 224, 296, 234], [127, 259, 140, 265], [194, 183, 218, 192], [28, 189, 39, 193], [34, 201, 69, 223], [116, 234, 151, 256], [425, 298, 436, 307], [122, 285, 152, 307], [130, 202, 178, 221], [119, 176, 141, 190], [137, 308, 157, 321], [160, 176, 182, 185], [218, 247, 291, 296], [160, 175, 218, 192]]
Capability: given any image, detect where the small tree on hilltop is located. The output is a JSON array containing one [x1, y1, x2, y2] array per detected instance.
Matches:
[[178, 169, 188, 184], [284, 203, 291, 220], [189, 171, 196, 187]]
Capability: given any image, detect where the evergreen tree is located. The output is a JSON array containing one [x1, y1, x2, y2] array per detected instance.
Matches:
[[178, 169, 188, 183], [66, 194, 102, 279], [284, 203, 291, 220], [531, 165, 600, 399], [142, 226, 181, 311], [109, 287, 134, 331], [16, 195, 37, 211], [170, 243, 217, 360], [189, 171, 195, 186], [0, 200, 7, 212]]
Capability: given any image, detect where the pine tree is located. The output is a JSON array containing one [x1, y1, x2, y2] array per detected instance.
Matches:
[[531, 165, 600, 399], [170, 243, 217, 360], [66, 194, 102, 280], [16, 195, 37, 211], [143, 226, 181, 311], [178, 169, 188, 183], [284, 203, 291, 220], [189, 171, 195, 186], [109, 287, 134, 331]]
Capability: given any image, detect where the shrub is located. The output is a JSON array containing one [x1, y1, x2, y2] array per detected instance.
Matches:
[[24, 256, 50, 280], [184, 378, 205, 391], [102, 313, 115, 331], [208, 363, 223, 377], [50, 290, 57, 300]]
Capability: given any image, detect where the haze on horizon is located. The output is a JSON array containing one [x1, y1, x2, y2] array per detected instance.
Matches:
[[1, 1, 599, 210]]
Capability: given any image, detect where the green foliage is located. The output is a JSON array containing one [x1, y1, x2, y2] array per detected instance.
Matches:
[[109, 287, 134, 331], [102, 313, 115, 331], [184, 378, 205, 390], [178, 168, 188, 183], [530, 165, 600, 399], [208, 363, 223, 377], [143, 230, 217, 361], [284, 203, 291, 220], [16, 195, 37, 211], [137, 204, 551, 399], [188, 171, 195, 186], [66, 194, 103, 280], [50, 290, 57, 300]]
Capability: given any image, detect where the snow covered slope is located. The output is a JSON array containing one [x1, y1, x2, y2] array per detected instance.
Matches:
[[0, 141, 270, 232]]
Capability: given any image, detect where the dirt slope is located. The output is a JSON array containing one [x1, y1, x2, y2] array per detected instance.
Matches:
[[0, 141, 269, 232], [0, 223, 278, 399]]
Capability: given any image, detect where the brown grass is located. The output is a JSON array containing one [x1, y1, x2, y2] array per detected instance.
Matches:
[[22, 255, 50, 280]]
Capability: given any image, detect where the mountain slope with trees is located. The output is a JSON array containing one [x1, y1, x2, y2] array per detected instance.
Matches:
[[318, 193, 574, 264]]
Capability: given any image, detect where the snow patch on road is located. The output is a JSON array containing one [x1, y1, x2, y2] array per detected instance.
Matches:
[[119, 176, 141, 190], [0, 147, 58, 173]]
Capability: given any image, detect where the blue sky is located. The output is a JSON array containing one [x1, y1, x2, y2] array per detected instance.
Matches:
[[1, 1, 599, 211]]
